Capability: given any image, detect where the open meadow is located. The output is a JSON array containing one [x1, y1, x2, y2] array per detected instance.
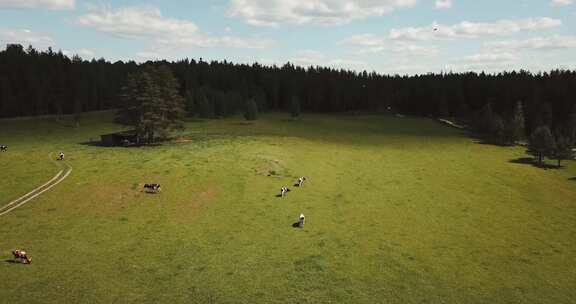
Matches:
[[1, 112, 575, 303]]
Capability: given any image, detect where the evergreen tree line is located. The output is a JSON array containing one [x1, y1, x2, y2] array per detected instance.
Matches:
[[1, 44, 576, 139]]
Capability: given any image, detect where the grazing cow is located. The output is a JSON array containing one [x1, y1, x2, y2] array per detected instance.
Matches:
[[57, 152, 65, 161], [12, 249, 31, 264], [296, 176, 306, 187], [0, 145, 7, 152], [144, 183, 161, 193], [298, 214, 305, 228], [280, 186, 290, 197]]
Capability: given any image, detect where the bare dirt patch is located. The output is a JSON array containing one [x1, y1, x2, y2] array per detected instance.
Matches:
[[170, 185, 217, 223]]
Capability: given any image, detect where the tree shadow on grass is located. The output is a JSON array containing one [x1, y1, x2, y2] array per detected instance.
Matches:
[[474, 139, 512, 147], [470, 133, 515, 147], [509, 157, 559, 169]]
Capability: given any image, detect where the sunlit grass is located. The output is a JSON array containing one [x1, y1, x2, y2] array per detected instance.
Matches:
[[1, 112, 575, 303]]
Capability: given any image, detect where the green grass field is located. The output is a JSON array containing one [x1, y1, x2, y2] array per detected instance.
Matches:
[[1, 112, 575, 303]]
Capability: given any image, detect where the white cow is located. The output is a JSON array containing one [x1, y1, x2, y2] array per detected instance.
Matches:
[[298, 214, 305, 228]]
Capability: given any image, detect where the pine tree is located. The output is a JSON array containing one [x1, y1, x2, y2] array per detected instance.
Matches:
[[290, 95, 301, 119], [551, 134, 575, 168], [527, 126, 555, 166], [117, 65, 185, 144], [150, 65, 185, 139], [244, 98, 258, 121]]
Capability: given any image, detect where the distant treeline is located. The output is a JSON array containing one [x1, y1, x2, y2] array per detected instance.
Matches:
[[1, 44, 575, 134]]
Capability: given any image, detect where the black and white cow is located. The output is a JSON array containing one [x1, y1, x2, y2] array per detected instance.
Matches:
[[280, 186, 290, 197], [12, 249, 31, 264], [296, 176, 306, 187], [57, 152, 65, 161], [144, 183, 161, 193], [298, 213, 305, 228], [0, 145, 7, 152]]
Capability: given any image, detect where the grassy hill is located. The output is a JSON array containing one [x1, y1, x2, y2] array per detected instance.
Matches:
[[1, 112, 575, 303]]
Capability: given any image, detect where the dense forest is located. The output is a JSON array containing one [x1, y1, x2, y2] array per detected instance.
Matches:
[[1, 44, 575, 137]]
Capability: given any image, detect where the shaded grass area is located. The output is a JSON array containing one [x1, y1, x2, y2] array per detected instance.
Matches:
[[1, 112, 576, 303]]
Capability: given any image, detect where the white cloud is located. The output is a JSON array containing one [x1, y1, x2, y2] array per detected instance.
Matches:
[[457, 52, 519, 64], [227, 0, 417, 27], [340, 33, 439, 56], [0, 28, 54, 46], [446, 52, 520, 72], [388, 17, 561, 41], [340, 17, 561, 58], [435, 0, 452, 9], [551, 0, 573, 6], [484, 35, 576, 51], [0, 0, 74, 10], [76, 6, 274, 52]]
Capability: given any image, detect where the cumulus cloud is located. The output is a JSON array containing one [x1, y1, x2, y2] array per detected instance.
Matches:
[[484, 35, 576, 51], [227, 0, 417, 27], [551, 0, 573, 6], [388, 17, 561, 41], [0, 0, 74, 10], [340, 17, 561, 56], [0, 28, 54, 46], [435, 0, 452, 9], [76, 6, 274, 51]]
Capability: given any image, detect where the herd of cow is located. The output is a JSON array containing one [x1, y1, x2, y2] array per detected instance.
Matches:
[[4, 145, 308, 264], [142, 176, 308, 228], [281, 176, 307, 228]]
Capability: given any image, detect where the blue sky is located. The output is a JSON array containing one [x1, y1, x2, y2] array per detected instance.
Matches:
[[0, 0, 575, 74]]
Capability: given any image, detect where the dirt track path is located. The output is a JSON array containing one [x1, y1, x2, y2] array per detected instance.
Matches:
[[0, 153, 72, 217]]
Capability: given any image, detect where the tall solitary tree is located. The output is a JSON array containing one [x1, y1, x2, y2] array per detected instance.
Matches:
[[527, 125, 555, 166], [117, 65, 185, 144]]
